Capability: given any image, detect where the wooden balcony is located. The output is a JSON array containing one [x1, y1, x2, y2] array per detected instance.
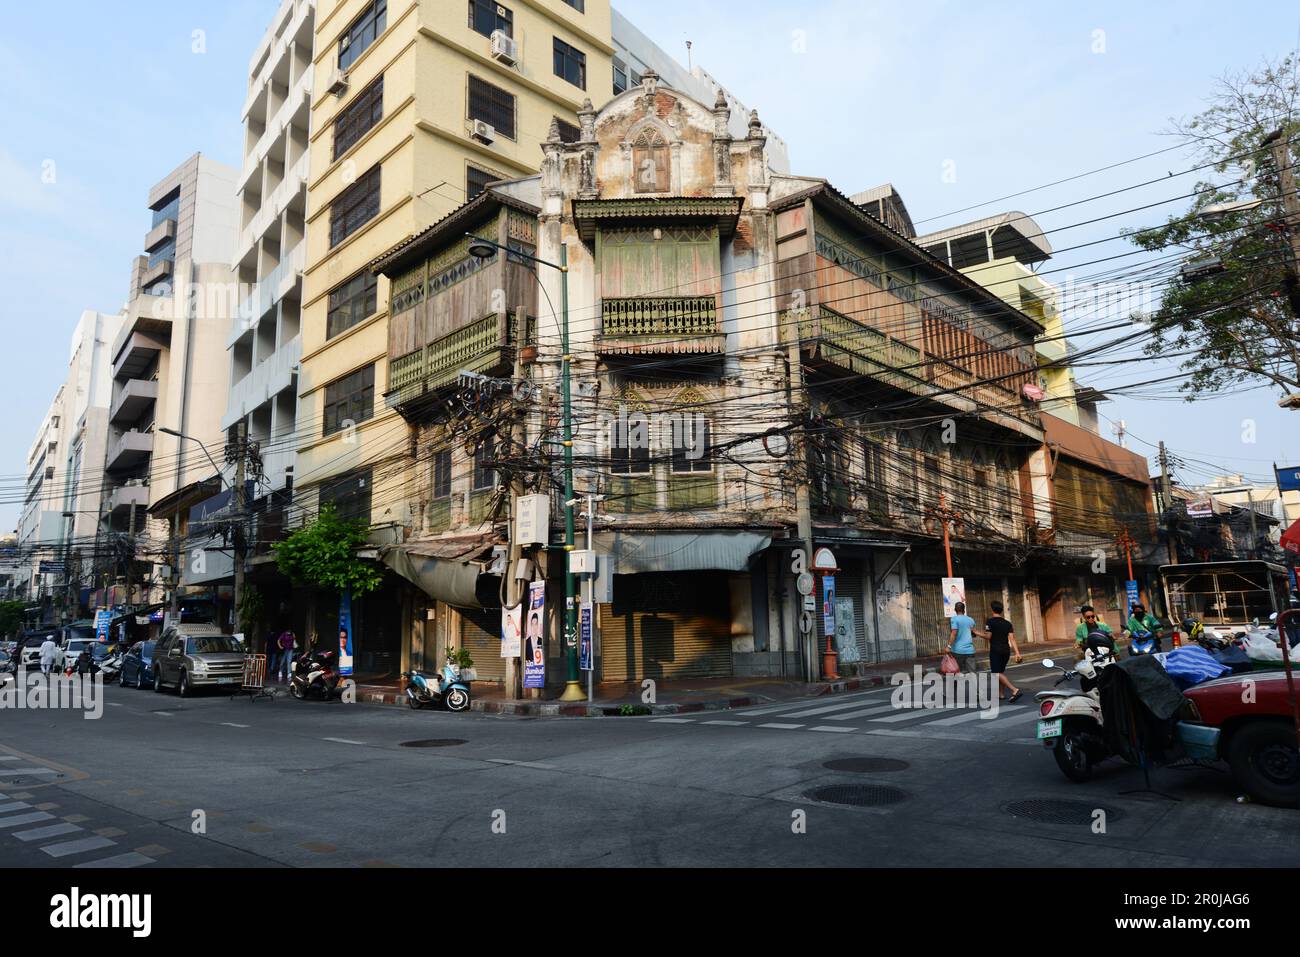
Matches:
[[597, 296, 723, 355], [798, 305, 923, 394], [384, 314, 508, 415]]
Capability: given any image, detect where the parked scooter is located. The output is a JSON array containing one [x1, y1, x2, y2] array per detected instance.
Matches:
[[289, 648, 342, 701], [402, 659, 471, 712], [1036, 636, 1116, 782]]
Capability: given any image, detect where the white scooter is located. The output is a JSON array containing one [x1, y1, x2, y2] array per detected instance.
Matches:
[[1036, 641, 1115, 782]]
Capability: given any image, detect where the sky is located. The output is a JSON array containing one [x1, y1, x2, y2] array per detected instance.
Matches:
[[2, 0, 1299, 532]]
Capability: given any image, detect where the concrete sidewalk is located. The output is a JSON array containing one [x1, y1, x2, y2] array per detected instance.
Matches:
[[351, 640, 1077, 717]]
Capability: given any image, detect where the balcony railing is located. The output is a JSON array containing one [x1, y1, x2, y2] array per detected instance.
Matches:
[[799, 306, 922, 392], [385, 315, 507, 411], [598, 296, 723, 353]]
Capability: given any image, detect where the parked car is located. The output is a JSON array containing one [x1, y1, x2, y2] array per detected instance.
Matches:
[[1178, 671, 1300, 807], [19, 633, 58, 670], [119, 641, 157, 689], [153, 624, 246, 697]]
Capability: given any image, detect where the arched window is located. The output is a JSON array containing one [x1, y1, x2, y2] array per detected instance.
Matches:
[[631, 127, 669, 193]]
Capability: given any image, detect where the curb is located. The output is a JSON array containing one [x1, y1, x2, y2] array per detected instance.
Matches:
[[352, 644, 1073, 718]]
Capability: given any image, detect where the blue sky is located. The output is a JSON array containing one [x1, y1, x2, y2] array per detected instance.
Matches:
[[3, 1, 1299, 531]]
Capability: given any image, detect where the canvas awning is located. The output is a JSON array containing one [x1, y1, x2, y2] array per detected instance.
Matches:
[[592, 529, 772, 575], [1281, 519, 1300, 555], [379, 534, 498, 609]]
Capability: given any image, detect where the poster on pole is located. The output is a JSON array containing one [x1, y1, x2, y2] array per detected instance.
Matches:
[[821, 575, 836, 636], [941, 578, 967, 619], [1125, 580, 1140, 619], [579, 601, 593, 672], [338, 588, 354, 677], [501, 603, 522, 658], [523, 581, 546, 689], [95, 609, 111, 643]]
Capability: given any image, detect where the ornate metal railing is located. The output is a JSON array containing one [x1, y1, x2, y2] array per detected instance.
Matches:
[[601, 296, 719, 338], [385, 315, 505, 409]]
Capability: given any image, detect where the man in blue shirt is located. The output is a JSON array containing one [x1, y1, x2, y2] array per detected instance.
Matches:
[[946, 602, 978, 673]]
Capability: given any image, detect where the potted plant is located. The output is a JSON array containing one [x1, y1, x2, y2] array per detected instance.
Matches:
[[448, 644, 476, 682]]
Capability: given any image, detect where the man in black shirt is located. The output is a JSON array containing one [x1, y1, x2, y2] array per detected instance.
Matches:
[[983, 600, 1023, 702]]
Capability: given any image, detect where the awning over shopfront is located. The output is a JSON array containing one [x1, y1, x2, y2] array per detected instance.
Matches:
[[380, 534, 498, 609], [593, 529, 772, 575]]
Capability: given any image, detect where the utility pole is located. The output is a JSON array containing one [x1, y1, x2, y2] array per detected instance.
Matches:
[[1246, 487, 1259, 559], [231, 420, 248, 648], [124, 502, 138, 610], [1159, 441, 1178, 565], [784, 314, 817, 682], [925, 494, 964, 579], [1262, 128, 1300, 321], [504, 308, 529, 700]]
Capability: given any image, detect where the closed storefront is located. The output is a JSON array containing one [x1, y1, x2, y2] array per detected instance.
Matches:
[[911, 573, 1026, 657], [600, 571, 732, 681], [911, 577, 946, 656], [831, 559, 871, 667], [460, 607, 507, 682]]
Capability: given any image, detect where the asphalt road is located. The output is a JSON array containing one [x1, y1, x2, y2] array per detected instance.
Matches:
[[1, 661, 1296, 868]]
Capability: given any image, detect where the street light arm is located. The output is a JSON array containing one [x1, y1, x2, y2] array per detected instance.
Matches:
[[159, 427, 226, 486], [464, 233, 566, 272]]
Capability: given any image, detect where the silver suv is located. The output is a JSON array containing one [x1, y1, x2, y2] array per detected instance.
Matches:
[[153, 624, 246, 697]]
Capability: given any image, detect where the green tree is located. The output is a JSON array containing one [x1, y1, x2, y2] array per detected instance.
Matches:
[[1125, 53, 1300, 400], [272, 505, 383, 596], [0, 599, 26, 638]]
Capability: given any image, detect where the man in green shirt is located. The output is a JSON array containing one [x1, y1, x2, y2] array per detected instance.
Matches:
[[1125, 603, 1165, 651], [1074, 605, 1115, 654]]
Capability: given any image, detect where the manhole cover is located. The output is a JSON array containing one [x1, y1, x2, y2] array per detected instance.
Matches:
[[399, 739, 466, 748], [1003, 798, 1125, 825], [806, 784, 908, 807], [823, 757, 910, 773]]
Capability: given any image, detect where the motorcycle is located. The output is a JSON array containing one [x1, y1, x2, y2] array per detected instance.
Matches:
[[402, 660, 471, 712], [1036, 638, 1116, 782], [1125, 628, 1158, 657], [289, 649, 342, 701]]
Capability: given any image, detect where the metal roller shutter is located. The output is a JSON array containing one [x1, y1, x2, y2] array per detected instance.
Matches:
[[599, 572, 732, 681], [911, 577, 946, 656], [832, 560, 869, 666], [1007, 579, 1028, 642], [460, 607, 507, 682]]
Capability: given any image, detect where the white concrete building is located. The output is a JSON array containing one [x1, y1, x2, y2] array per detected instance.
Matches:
[[16, 388, 67, 607]]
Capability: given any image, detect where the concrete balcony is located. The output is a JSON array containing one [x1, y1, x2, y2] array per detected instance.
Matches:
[[112, 328, 169, 381], [144, 218, 176, 253], [236, 151, 310, 263], [140, 257, 173, 289], [232, 241, 305, 342], [238, 66, 314, 197], [223, 334, 302, 430], [108, 483, 150, 518], [109, 378, 159, 427], [106, 430, 154, 473]]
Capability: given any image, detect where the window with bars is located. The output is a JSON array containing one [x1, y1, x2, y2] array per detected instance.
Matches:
[[611, 416, 651, 475], [329, 165, 381, 247], [473, 434, 496, 490], [467, 74, 516, 139], [466, 165, 496, 201], [468, 0, 512, 37], [432, 448, 452, 498], [554, 118, 580, 143], [553, 37, 586, 89], [671, 419, 711, 474], [326, 270, 378, 339], [333, 75, 384, 161], [323, 364, 375, 437], [338, 0, 386, 71]]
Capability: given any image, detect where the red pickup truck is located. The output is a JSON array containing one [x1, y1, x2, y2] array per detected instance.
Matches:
[[1180, 672, 1300, 808]]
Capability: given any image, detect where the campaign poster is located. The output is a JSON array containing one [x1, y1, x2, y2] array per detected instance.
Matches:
[[338, 588, 354, 677], [501, 603, 522, 658], [821, 575, 836, 636], [941, 577, 967, 619], [579, 601, 593, 672], [523, 581, 546, 689]]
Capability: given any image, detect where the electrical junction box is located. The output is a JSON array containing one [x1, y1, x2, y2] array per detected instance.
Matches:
[[569, 549, 597, 575], [515, 494, 550, 545]]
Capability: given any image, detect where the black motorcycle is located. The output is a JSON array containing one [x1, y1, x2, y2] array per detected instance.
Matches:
[[289, 649, 342, 701]]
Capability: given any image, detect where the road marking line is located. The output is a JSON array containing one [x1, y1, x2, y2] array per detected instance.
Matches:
[[221, 722, 250, 728], [0, 768, 58, 777], [0, 802, 32, 813], [738, 689, 886, 716], [987, 709, 1047, 727], [41, 836, 117, 858], [15, 822, 83, 842], [649, 717, 694, 724], [780, 698, 903, 719], [107, 703, 122, 708], [701, 719, 749, 726], [927, 705, 1027, 727], [153, 711, 174, 717], [808, 726, 856, 733], [0, 756, 20, 761], [487, 759, 557, 770], [322, 737, 365, 745], [869, 709, 945, 724], [826, 704, 903, 721], [74, 852, 156, 869], [0, 812, 56, 829], [758, 723, 804, 730]]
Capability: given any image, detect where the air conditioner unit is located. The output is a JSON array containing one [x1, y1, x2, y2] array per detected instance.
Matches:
[[326, 69, 349, 97], [490, 30, 517, 66], [471, 119, 496, 144]]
